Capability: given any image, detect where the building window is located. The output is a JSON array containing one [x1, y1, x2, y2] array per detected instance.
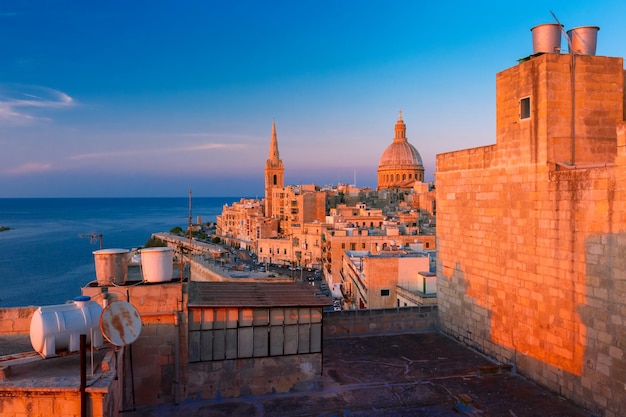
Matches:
[[520, 96, 530, 120], [381, 289, 390, 296]]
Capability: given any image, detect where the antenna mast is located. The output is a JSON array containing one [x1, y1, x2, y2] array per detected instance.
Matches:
[[188, 188, 193, 237], [79, 232, 103, 250]]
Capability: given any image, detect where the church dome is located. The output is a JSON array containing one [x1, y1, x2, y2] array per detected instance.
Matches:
[[378, 140, 423, 167], [377, 112, 424, 190]]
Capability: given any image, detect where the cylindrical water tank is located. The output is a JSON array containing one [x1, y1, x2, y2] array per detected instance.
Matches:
[[531, 23, 563, 54], [30, 296, 104, 358], [93, 248, 129, 286], [141, 247, 174, 283], [567, 26, 600, 55]]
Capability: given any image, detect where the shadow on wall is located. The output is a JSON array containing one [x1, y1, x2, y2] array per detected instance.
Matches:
[[440, 261, 584, 395], [441, 232, 626, 417], [578, 233, 626, 415]]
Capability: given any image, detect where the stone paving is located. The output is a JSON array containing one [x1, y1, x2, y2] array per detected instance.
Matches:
[[124, 333, 593, 417]]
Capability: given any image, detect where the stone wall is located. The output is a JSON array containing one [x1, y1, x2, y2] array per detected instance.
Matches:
[[0, 307, 37, 335], [0, 349, 123, 417], [187, 354, 322, 399], [436, 51, 626, 417], [323, 306, 438, 339], [82, 281, 186, 407], [0, 391, 86, 417]]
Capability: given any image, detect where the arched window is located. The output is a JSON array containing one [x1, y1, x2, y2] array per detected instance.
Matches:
[[396, 174, 400, 181], [273, 174, 277, 185], [402, 174, 406, 181]]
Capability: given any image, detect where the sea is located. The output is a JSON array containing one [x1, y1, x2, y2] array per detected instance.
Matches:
[[0, 197, 241, 308]]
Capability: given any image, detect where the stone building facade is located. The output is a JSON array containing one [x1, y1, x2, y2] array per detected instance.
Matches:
[[436, 46, 626, 416], [323, 227, 436, 293], [342, 247, 431, 309], [216, 198, 271, 251]]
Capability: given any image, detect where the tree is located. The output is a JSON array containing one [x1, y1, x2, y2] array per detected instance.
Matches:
[[144, 237, 167, 248]]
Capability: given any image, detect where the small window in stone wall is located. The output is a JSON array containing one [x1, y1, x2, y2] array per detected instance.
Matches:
[[381, 289, 390, 296], [520, 96, 531, 120]]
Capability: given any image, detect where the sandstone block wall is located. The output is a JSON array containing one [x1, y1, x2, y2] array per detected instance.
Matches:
[[436, 51, 626, 417], [323, 306, 438, 339], [187, 353, 323, 399], [82, 282, 186, 407], [0, 307, 37, 334]]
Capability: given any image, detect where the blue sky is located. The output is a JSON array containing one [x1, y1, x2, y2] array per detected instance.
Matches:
[[1, 1, 625, 197]]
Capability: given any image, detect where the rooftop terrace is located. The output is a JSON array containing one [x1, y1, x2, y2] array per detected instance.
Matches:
[[121, 332, 589, 417]]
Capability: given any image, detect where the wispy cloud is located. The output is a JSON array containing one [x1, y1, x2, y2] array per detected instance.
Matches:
[[4, 162, 53, 175], [180, 132, 258, 141], [0, 84, 74, 126], [183, 143, 246, 151], [69, 142, 246, 161]]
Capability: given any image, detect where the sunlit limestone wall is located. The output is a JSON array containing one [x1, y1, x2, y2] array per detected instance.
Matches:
[[436, 53, 626, 416], [83, 282, 186, 407], [0, 307, 37, 334]]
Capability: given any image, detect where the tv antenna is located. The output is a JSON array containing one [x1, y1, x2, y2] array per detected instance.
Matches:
[[550, 10, 573, 52], [79, 232, 103, 250]]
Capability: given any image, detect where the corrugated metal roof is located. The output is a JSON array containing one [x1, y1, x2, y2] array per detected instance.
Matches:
[[188, 281, 333, 308]]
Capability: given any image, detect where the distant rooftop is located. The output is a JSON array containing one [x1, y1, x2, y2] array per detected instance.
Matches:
[[187, 281, 332, 308]]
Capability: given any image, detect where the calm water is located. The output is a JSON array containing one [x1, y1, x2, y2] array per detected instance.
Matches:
[[0, 197, 240, 308]]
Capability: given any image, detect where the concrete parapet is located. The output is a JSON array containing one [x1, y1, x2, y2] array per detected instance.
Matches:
[[323, 306, 438, 339]]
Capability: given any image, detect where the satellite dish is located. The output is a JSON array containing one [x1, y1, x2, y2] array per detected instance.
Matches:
[[100, 301, 142, 346]]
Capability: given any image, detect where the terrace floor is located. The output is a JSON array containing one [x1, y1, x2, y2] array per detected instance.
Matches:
[[124, 332, 593, 417]]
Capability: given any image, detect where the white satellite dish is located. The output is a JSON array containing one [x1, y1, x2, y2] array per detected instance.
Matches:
[[100, 301, 142, 346]]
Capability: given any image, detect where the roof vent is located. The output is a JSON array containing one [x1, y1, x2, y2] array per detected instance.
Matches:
[[567, 26, 600, 55], [531, 23, 563, 54]]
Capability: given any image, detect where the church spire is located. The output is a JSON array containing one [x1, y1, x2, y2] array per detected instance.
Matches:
[[268, 119, 280, 164], [265, 120, 284, 217], [394, 110, 406, 142]]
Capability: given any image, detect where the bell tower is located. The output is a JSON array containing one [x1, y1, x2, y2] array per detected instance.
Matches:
[[264, 120, 284, 217]]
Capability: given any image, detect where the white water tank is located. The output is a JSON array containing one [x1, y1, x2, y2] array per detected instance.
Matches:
[[141, 247, 174, 282], [30, 296, 104, 358], [93, 248, 129, 286]]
